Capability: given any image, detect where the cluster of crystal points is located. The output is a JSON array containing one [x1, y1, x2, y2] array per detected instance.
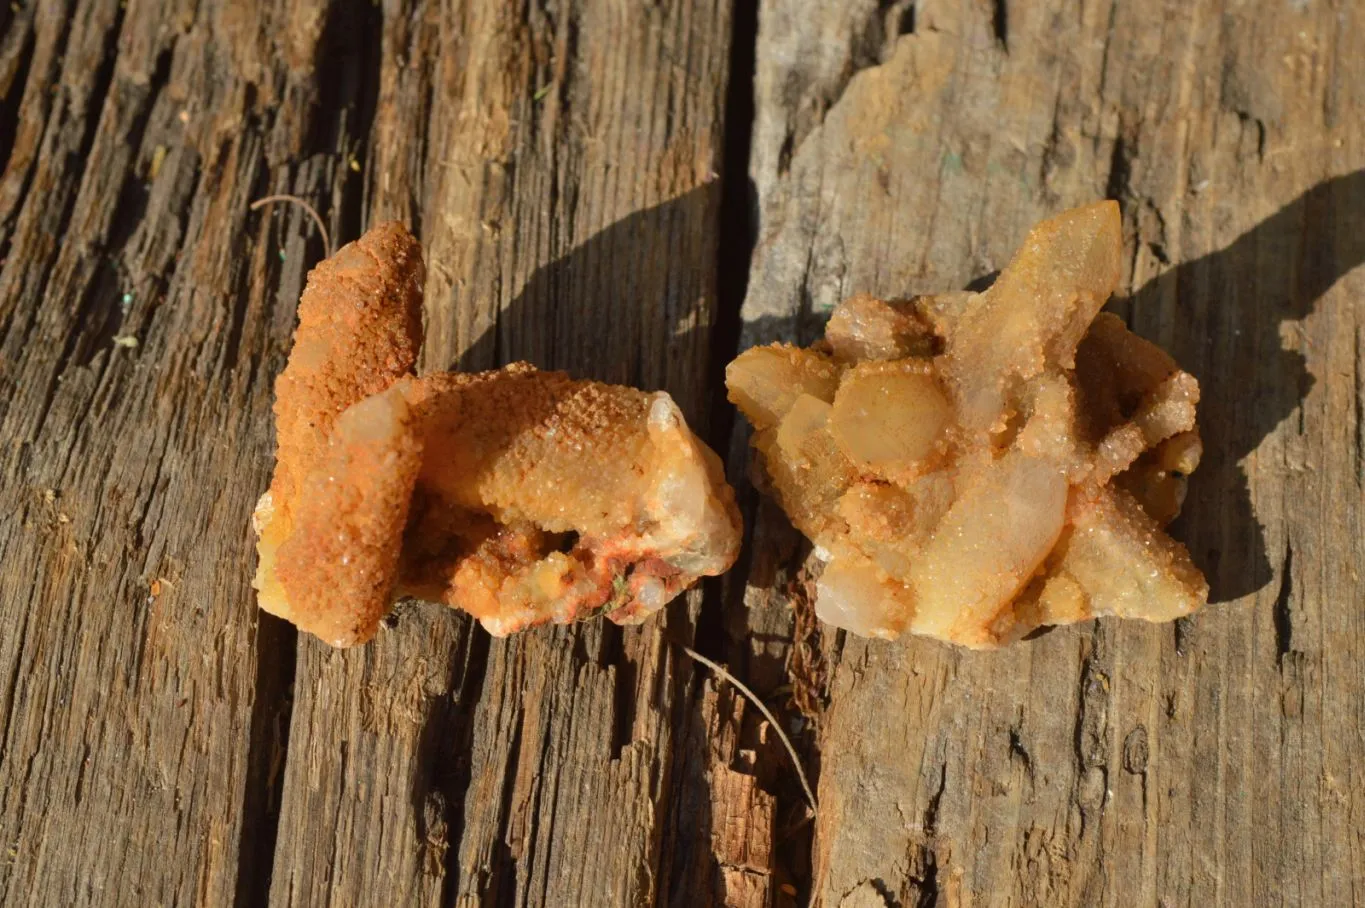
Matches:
[[727, 202, 1206, 648]]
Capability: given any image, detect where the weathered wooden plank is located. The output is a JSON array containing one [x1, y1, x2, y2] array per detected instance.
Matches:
[[9, 0, 1361, 902], [737, 0, 1365, 904], [266, 1, 747, 904], [0, 0, 368, 904]]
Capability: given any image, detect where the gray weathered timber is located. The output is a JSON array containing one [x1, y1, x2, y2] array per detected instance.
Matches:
[[736, 0, 1365, 905]]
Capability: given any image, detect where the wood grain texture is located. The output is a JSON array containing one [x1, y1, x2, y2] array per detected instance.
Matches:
[[0, 0, 358, 903], [737, 0, 1365, 905], [2, 0, 1363, 904], [265, 1, 749, 906]]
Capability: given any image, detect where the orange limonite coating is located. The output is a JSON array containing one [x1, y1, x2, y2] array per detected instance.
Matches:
[[254, 224, 741, 647], [726, 201, 1207, 648], [252, 222, 424, 642]]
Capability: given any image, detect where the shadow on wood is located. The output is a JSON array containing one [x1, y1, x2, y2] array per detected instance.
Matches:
[[449, 184, 721, 419], [1127, 169, 1365, 604]]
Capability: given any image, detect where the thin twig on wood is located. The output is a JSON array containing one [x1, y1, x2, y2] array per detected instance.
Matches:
[[678, 643, 819, 815], [249, 194, 333, 259]]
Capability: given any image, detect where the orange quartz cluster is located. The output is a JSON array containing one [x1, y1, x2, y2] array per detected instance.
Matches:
[[253, 223, 741, 647]]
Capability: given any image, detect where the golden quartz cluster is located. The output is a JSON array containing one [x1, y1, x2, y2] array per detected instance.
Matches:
[[726, 203, 1206, 648]]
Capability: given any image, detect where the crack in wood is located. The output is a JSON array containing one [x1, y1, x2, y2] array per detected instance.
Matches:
[[1009, 722, 1035, 785], [1273, 541, 1295, 665], [1103, 132, 1133, 204], [990, 0, 1008, 50], [1356, 326, 1364, 488], [0, 14, 36, 236], [429, 628, 491, 908], [232, 615, 296, 908]]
